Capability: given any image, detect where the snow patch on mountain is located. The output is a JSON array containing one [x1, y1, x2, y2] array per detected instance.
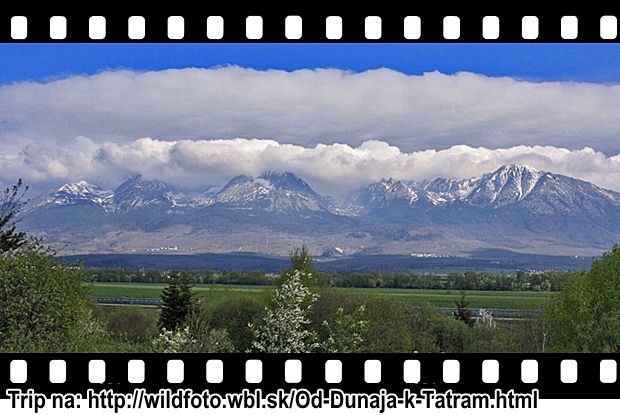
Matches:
[[28, 180, 114, 212]]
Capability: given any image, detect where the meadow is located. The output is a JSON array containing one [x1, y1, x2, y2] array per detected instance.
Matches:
[[90, 282, 550, 310]]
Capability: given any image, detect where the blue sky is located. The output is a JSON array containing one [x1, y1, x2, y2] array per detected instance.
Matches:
[[3, 42, 620, 195], [3, 43, 620, 84]]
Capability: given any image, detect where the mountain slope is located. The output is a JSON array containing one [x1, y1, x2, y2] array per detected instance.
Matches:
[[27, 181, 113, 212], [351, 164, 620, 214], [19, 166, 620, 256], [215, 172, 329, 213], [112, 175, 177, 212]]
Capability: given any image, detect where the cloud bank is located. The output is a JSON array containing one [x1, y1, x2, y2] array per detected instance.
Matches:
[[2, 66, 620, 153], [3, 137, 620, 196], [2, 66, 620, 194]]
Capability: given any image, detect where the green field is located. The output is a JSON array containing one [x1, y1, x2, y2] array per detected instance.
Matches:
[[90, 283, 550, 310]]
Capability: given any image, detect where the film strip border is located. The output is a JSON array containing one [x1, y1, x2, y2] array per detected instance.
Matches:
[[3, 14, 620, 42], [1, 12, 618, 408], [1, 354, 618, 398]]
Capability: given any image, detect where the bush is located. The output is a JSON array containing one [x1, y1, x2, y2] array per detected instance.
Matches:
[[465, 308, 514, 353], [311, 289, 365, 332], [320, 305, 367, 353], [546, 245, 620, 352], [312, 289, 413, 353], [152, 325, 236, 353], [405, 304, 471, 353], [498, 314, 548, 353], [361, 295, 414, 352], [453, 290, 474, 328], [106, 306, 158, 342], [0, 243, 92, 352], [194, 289, 269, 352], [185, 313, 236, 353]]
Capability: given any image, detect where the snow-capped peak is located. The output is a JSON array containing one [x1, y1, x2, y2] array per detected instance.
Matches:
[[467, 164, 545, 207], [35, 180, 114, 210], [215, 172, 327, 213], [57, 181, 97, 195], [112, 175, 176, 212]]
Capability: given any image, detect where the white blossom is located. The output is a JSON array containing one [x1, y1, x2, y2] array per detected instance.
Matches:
[[152, 326, 196, 353], [477, 308, 496, 329], [250, 270, 319, 353]]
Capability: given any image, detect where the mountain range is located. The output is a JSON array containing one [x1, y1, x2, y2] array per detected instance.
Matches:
[[19, 165, 620, 257]]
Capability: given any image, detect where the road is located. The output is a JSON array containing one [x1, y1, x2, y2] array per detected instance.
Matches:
[[93, 296, 539, 317]]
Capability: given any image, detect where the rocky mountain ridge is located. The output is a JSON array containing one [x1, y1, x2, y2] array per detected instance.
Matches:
[[20, 165, 620, 257]]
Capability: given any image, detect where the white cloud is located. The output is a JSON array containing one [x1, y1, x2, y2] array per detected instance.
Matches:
[[2, 67, 620, 153], [3, 67, 620, 194], [3, 137, 620, 197]]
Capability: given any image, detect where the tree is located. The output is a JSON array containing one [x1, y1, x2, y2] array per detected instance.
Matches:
[[0, 242, 92, 352], [406, 303, 472, 353], [453, 290, 474, 327], [152, 325, 235, 353], [280, 244, 330, 287], [281, 244, 321, 286], [106, 305, 158, 342], [0, 179, 29, 253], [159, 270, 197, 331], [289, 244, 314, 273], [195, 291, 267, 352], [0, 180, 105, 352], [546, 245, 620, 352], [249, 269, 319, 353], [321, 305, 367, 353], [250, 246, 368, 353]]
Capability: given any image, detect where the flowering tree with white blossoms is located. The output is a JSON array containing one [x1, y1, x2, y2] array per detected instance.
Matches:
[[249, 270, 320, 353], [477, 308, 496, 329], [152, 325, 236, 353], [152, 326, 196, 353]]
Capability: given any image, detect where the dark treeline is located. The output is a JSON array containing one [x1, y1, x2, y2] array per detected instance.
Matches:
[[85, 268, 277, 286], [85, 267, 574, 292], [334, 269, 570, 291]]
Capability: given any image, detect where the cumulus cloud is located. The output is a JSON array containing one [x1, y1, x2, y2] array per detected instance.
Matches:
[[3, 137, 620, 197]]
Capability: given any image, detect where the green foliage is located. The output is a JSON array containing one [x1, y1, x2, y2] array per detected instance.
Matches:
[[288, 244, 314, 274], [0, 179, 29, 254], [467, 309, 514, 353], [85, 267, 274, 285], [312, 287, 411, 353], [0, 243, 92, 352], [152, 326, 195, 353], [405, 304, 471, 352], [252, 246, 372, 353], [193, 290, 268, 353], [546, 245, 620, 352], [453, 290, 474, 328], [106, 306, 158, 342], [499, 312, 548, 353], [201, 328, 236, 353], [152, 324, 236, 353], [359, 295, 413, 352], [320, 305, 367, 353], [185, 312, 236, 353], [159, 270, 197, 331], [280, 244, 329, 286]]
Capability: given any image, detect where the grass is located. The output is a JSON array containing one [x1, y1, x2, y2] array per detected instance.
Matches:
[[358, 288, 551, 310], [89, 283, 551, 310]]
